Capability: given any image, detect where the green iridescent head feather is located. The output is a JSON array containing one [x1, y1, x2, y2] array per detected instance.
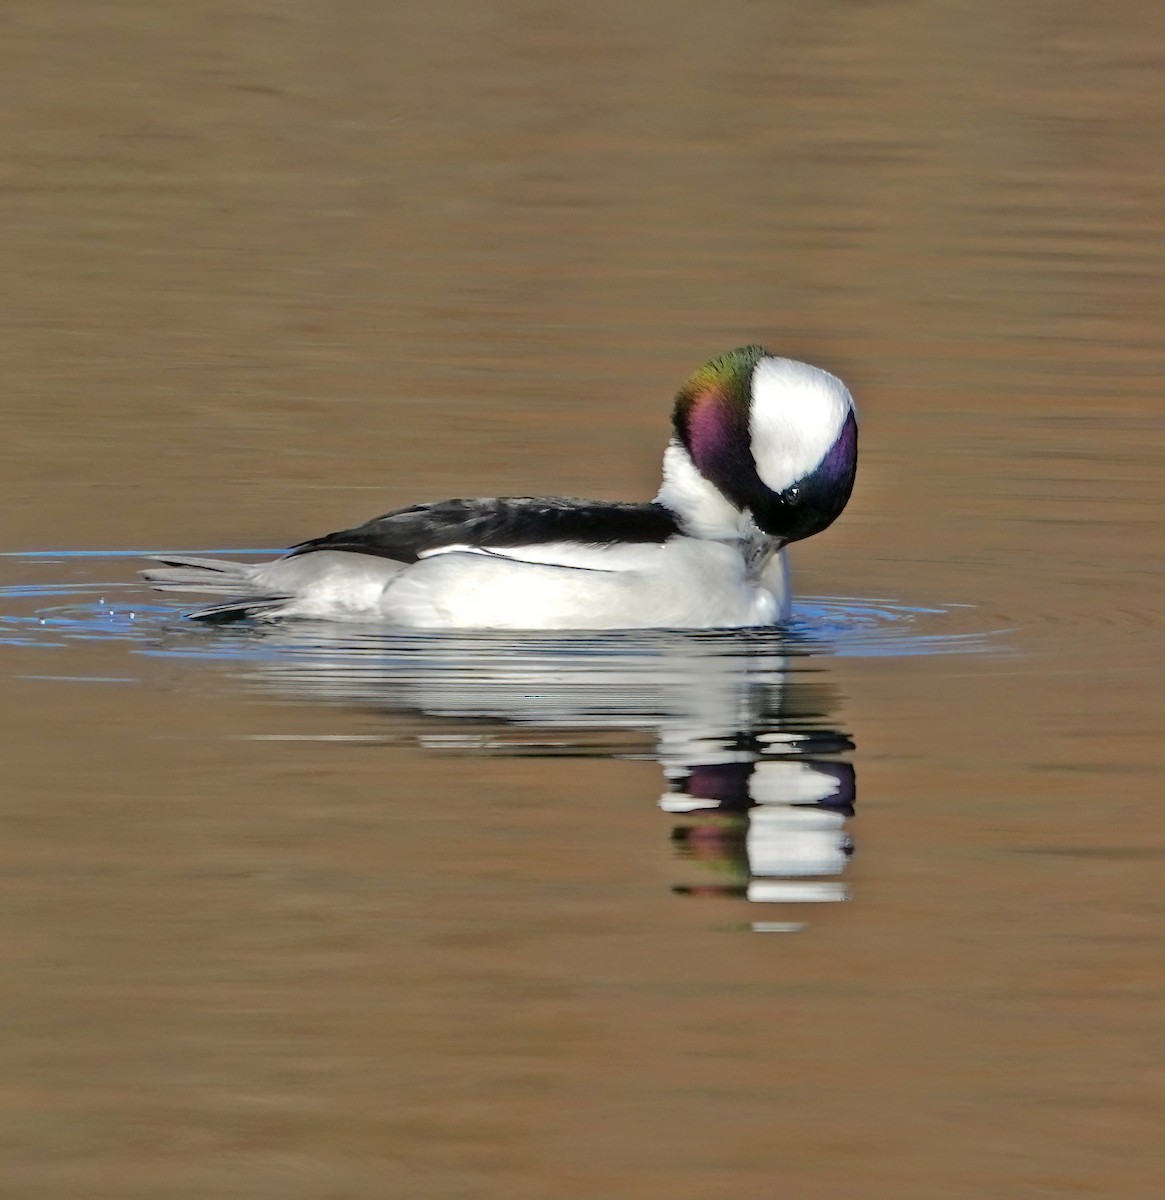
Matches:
[[672, 345, 770, 480], [673, 345, 768, 427], [670, 344, 859, 545]]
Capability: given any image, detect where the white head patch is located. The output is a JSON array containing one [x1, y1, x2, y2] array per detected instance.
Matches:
[[748, 358, 855, 494]]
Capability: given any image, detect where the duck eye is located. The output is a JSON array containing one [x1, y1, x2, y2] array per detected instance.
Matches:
[[784, 485, 801, 505]]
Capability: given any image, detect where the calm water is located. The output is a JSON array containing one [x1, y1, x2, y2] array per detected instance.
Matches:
[[3, 3, 1163, 1197], [1, 554, 1003, 924]]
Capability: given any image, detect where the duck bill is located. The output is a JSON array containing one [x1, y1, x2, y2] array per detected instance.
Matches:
[[742, 513, 784, 577]]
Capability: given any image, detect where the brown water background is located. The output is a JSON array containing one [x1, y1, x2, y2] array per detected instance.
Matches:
[[2, 3, 1163, 1196]]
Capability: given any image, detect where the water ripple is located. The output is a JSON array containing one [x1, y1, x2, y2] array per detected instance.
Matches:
[[0, 551, 1007, 926], [0, 551, 1007, 660]]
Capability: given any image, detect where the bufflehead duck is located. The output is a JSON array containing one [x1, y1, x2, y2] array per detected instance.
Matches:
[[143, 346, 858, 629]]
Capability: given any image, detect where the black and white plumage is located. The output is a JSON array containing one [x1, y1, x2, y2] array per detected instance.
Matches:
[[143, 346, 859, 629], [289, 497, 683, 562]]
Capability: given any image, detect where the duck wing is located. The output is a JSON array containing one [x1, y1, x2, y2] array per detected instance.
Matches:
[[287, 497, 681, 564]]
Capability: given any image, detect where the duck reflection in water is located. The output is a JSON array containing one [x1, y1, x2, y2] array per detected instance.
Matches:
[[226, 623, 856, 930]]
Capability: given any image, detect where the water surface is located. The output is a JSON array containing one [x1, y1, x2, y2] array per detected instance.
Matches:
[[2, 4, 1163, 1198], [6, 552, 1001, 923]]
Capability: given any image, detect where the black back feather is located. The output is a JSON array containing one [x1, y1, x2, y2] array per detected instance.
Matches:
[[287, 497, 682, 563]]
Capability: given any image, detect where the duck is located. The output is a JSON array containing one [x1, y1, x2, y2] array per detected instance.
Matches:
[[142, 345, 858, 629]]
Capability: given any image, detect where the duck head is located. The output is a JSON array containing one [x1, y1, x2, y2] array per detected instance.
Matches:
[[656, 345, 858, 545]]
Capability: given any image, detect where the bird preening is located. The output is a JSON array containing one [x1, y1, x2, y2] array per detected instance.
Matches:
[[143, 346, 858, 630]]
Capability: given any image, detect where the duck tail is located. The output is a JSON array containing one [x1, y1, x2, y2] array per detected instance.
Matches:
[[140, 555, 256, 596]]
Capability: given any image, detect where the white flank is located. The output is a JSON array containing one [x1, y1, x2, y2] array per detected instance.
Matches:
[[419, 541, 664, 572], [377, 538, 786, 630]]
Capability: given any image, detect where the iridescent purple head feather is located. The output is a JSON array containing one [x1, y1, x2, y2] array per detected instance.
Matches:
[[671, 346, 857, 544]]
